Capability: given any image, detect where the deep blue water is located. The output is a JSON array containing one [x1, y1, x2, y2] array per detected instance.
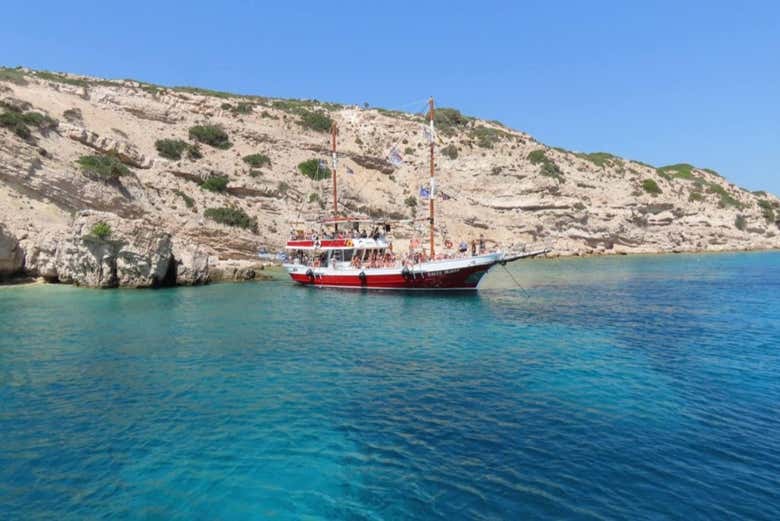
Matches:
[[1, 252, 780, 520]]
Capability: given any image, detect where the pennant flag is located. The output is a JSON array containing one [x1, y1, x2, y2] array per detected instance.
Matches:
[[440, 191, 451, 200], [346, 166, 354, 176], [419, 186, 431, 199], [388, 147, 403, 167]]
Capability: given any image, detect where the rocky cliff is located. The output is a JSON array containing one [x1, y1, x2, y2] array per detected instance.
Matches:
[[1, 67, 778, 286]]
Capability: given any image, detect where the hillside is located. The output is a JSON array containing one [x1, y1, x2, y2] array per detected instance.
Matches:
[[1, 66, 778, 287]]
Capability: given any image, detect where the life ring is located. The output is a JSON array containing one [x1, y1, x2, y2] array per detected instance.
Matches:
[[314, 239, 321, 249], [345, 239, 353, 247], [444, 239, 453, 249]]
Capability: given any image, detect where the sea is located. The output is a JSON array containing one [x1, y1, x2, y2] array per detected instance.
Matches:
[[1, 252, 779, 520]]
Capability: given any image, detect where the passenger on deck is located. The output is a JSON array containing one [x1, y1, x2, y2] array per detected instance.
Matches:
[[471, 240, 477, 256], [479, 234, 485, 254], [360, 229, 367, 239]]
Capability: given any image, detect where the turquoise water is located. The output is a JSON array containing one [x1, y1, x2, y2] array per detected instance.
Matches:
[[1, 252, 779, 520]]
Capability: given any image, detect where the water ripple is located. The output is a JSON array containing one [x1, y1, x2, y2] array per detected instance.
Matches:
[[1, 252, 780, 519]]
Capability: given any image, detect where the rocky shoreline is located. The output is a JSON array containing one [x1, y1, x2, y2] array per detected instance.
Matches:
[[1, 67, 779, 288]]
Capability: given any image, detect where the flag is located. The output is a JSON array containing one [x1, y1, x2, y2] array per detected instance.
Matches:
[[346, 166, 354, 176], [422, 125, 435, 143], [440, 191, 451, 200], [388, 147, 403, 167], [419, 186, 431, 199]]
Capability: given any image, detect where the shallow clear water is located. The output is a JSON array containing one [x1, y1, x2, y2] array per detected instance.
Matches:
[[1, 252, 779, 520]]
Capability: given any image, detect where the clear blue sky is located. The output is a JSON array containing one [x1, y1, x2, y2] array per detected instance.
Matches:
[[3, 1, 778, 193]]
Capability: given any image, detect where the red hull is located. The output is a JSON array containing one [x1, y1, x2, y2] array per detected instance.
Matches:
[[289, 263, 494, 290]]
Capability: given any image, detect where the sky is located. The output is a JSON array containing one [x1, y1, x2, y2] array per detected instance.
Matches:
[[2, 0, 778, 193]]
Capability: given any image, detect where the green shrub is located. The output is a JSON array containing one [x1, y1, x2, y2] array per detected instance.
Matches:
[[404, 196, 418, 216], [200, 175, 229, 192], [63, 108, 82, 122], [0, 111, 31, 139], [243, 153, 271, 168], [527, 150, 548, 165], [689, 192, 704, 202], [308, 193, 320, 203], [528, 150, 563, 180], [0, 110, 57, 139], [441, 144, 458, 159], [77, 155, 131, 180], [34, 70, 88, 88], [657, 163, 695, 180], [155, 139, 201, 160], [298, 110, 333, 132], [706, 182, 741, 208], [470, 126, 502, 148], [577, 152, 619, 168], [189, 124, 231, 149], [222, 102, 253, 115], [434, 108, 471, 135], [21, 112, 57, 136], [404, 146, 415, 155], [540, 162, 563, 179], [735, 214, 747, 231], [758, 199, 776, 223], [174, 86, 234, 99], [641, 179, 662, 195], [277, 181, 290, 194], [174, 190, 195, 209], [90, 221, 111, 239], [0, 67, 28, 85], [204, 207, 257, 232], [298, 159, 331, 180]]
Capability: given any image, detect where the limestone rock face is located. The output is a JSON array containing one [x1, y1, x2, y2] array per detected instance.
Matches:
[[66, 127, 154, 169], [171, 239, 210, 286], [54, 212, 173, 288], [0, 224, 24, 278], [1, 67, 779, 289]]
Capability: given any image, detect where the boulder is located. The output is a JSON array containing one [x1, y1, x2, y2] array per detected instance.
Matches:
[[66, 127, 153, 169], [55, 212, 173, 288], [171, 240, 210, 285], [0, 224, 24, 278]]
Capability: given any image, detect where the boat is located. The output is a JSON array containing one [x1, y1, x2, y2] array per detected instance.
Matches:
[[282, 98, 549, 290]]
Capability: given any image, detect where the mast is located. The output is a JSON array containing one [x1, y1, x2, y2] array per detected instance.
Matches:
[[428, 97, 436, 257], [330, 121, 338, 231]]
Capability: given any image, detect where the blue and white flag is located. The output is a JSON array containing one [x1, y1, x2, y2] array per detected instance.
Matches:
[[419, 186, 431, 199], [388, 147, 403, 167], [422, 125, 435, 143]]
